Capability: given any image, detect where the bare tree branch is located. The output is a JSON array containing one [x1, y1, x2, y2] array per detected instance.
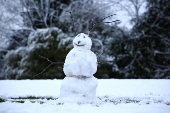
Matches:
[[34, 62, 53, 76], [21, 0, 37, 30], [88, 14, 120, 35], [104, 20, 120, 23], [34, 55, 64, 76], [88, 19, 96, 36], [65, 11, 75, 34], [98, 60, 115, 64], [102, 14, 116, 21]]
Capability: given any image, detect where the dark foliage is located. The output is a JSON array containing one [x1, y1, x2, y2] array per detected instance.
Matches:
[[109, 0, 170, 79]]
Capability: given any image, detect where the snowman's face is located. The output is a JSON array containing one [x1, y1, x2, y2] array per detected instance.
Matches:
[[73, 33, 92, 50]]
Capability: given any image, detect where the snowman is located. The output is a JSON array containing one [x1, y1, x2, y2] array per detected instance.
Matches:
[[59, 33, 98, 103]]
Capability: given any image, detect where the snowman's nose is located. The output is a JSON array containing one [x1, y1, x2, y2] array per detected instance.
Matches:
[[78, 41, 81, 44]]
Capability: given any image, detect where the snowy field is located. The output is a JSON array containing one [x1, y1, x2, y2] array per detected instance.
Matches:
[[0, 79, 170, 113]]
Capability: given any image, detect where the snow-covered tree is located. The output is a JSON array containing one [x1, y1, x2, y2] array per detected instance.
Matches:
[[4, 28, 72, 79], [0, 0, 24, 49], [0, 0, 26, 79], [133, 0, 170, 78]]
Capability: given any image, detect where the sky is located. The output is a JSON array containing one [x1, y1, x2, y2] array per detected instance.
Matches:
[[98, 0, 147, 29], [117, 3, 146, 29]]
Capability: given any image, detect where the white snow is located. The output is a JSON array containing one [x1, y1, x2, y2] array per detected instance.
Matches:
[[63, 48, 97, 77], [0, 79, 170, 113], [59, 76, 98, 103]]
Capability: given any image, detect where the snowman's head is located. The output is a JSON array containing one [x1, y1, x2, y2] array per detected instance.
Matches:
[[73, 33, 92, 50]]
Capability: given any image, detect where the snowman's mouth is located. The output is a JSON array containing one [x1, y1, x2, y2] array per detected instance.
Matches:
[[74, 43, 85, 46]]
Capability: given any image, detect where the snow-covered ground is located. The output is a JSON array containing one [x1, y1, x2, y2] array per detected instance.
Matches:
[[0, 79, 170, 113]]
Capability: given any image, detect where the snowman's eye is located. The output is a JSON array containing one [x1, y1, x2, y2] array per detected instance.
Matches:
[[78, 34, 80, 37], [83, 36, 85, 38]]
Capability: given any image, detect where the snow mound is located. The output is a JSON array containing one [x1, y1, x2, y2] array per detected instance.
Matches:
[[59, 76, 98, 103]]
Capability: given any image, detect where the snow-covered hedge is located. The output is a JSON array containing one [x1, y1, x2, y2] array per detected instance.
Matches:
[[4, 27, 72, 79]]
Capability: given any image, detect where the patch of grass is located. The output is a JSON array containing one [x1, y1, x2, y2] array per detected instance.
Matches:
[[96, 104, 100, 107], [11, 96, 57, 100], [11, 96, 43, 100], [0, 98, 6, 103], [98, 97, 102, 100], [125, 99, 140, 103], [46, 97, 57, 100], [9, 96, 58, 104], [39, 101, 45, 104], [146, 102, 150, 104], [31, 101, 36, 103], [165, 101, 170, 105], [56, 102, 64, 105], [154, 100, 163, 103], [12, 100, 25, 103]]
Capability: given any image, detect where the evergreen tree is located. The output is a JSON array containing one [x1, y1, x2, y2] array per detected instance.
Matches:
[[110, 0, 170, 79], [134, 0, 170, 78], [4, 28, 72, 79]]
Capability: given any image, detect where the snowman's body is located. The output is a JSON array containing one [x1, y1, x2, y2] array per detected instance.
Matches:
[[63, 48, 97, 77], [59, 33, 98, 103]]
